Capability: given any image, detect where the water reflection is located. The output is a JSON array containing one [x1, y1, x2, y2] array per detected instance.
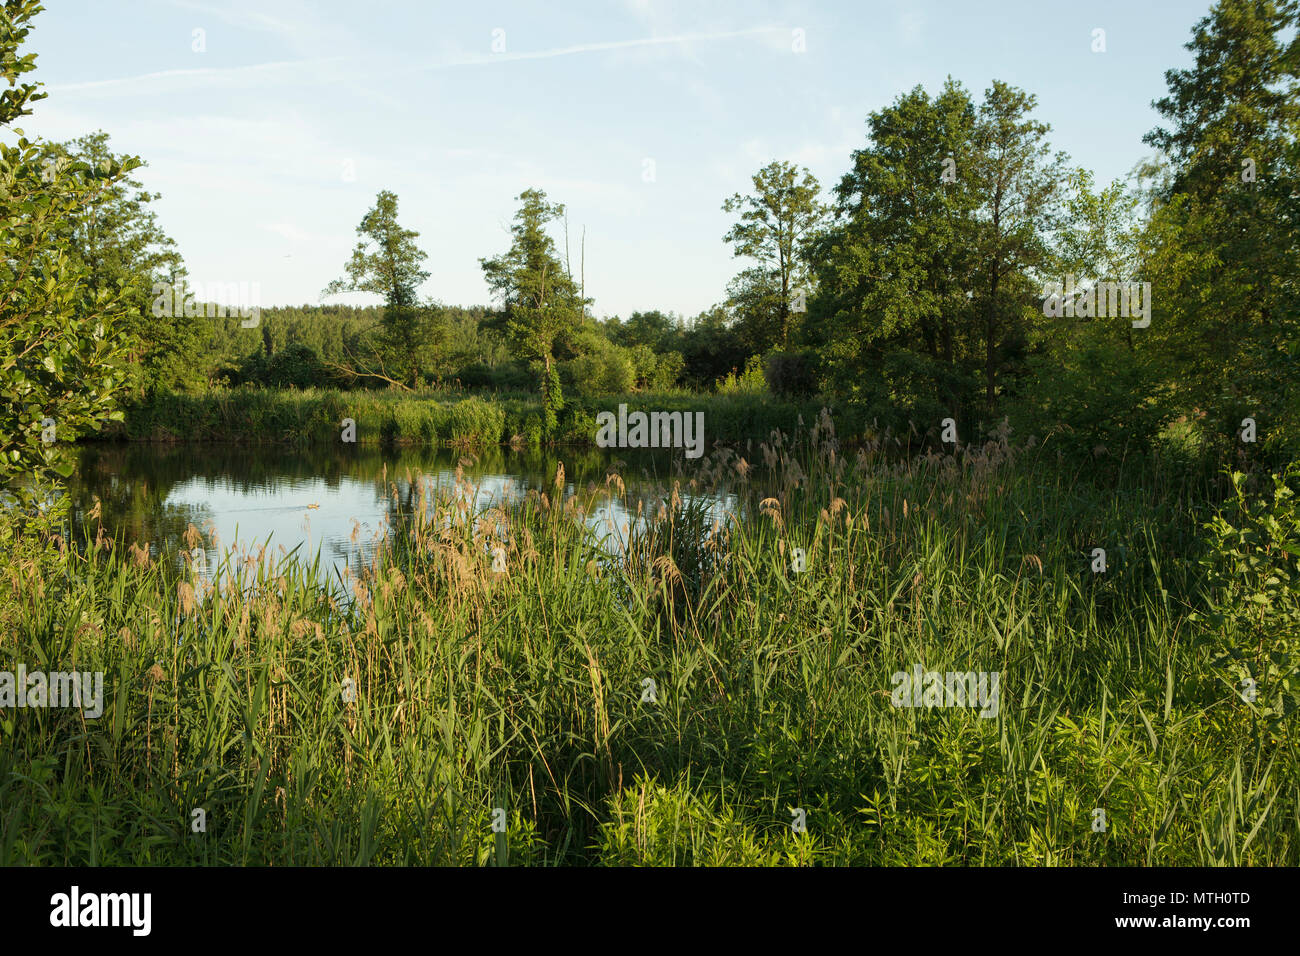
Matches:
[[67, 442, 738, 588]]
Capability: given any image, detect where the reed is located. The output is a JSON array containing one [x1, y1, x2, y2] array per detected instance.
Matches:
[[2, 416, 1296, 865]]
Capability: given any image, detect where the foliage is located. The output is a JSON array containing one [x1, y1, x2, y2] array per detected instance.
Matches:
[[480, 189, 586, 433], [1139, 0, 1300, 458], [763, 350, 819, 399], [37, 131, 194, 391], [1192, 466, 1300, 741], [323, 190, 446, 389], [0, 0, 135, 539], [562, 341, 635, 397], [716, 355, 767, 396], [722, 161, 826, 351]]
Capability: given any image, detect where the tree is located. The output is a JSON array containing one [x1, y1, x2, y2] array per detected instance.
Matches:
[[38, 131, 196, 391], [811, 79, 1064, 426], [724, 266, 786, 359], [966, 80, 1068, 415], [810, 80, 984, 419], [323, 190, 444, 389], [479, 189, 585, 432], [678, 304, 748, 389], [0, 0, 137, 534], [722, 161, 826, 351], [1019, 169, 1171, 448], [606, 309, 677, 352], [1141, 0, 1300, 455]]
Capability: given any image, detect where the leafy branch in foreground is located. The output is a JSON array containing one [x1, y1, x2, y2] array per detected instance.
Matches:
[[0, 0, 137, 537]]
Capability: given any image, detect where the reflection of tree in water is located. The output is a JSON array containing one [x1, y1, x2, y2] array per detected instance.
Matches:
[[67, 444, 209, 556], [70, 440, 734, 581]]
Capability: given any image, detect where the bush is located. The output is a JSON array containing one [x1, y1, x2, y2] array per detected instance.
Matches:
[[763, 350, 819, 398], [716, 355, 767, 396], [1191, 465, 1300, 741], [454, 361, 533, 391], [265, 343, 328, 389], [563, 346, 635, 396]]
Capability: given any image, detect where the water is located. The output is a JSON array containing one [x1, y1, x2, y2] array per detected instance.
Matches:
[[66, 442, 738, 587]]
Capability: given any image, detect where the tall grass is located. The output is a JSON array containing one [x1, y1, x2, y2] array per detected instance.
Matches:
[[105, 385, 871, 452], [2, 414, 1297, 865], [112, 388, 506, 447]]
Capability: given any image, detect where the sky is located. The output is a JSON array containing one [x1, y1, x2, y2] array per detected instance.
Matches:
[[17, 0, 1214, 319]]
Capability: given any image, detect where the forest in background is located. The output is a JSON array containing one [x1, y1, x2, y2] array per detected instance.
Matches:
[[6, 0, 1295, 472]]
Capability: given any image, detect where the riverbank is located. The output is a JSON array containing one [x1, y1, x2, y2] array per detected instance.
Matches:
[[98, 386, 868, 450]]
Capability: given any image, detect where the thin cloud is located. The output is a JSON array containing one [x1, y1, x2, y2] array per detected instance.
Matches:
[[48, 57, 349, 94], [49, 27, 785, 96], [413, 27, 786, 71], [164, 0, 299, 37]]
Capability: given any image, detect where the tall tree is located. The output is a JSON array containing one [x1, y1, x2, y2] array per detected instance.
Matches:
[[1142, 0, 1300, 454], [38, 131, 195, 390], [810, 80, 983, 420], [812, 79, 1064, 425], [1, 0, 136, 532], [324, 190, 443, 389], [967, 80, 1067, 415], [722, 160, 826, 352], [479, 188, 585, 432]]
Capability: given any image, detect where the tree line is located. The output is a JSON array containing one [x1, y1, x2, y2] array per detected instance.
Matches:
[[3, 0, 1298, 512]]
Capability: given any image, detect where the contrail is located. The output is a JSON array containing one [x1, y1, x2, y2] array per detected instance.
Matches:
[[415, 26, 787, 70], [48, 56, 349, 93], [47, 26, 784, 95]]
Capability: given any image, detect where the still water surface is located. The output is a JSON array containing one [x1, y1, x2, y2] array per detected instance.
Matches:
[[67, 443, 738, 587]]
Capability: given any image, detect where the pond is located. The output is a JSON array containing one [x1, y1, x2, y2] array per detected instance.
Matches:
[[65, 442, 740, 588]]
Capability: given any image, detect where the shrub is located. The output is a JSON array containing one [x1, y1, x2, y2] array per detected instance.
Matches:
[[454, 361, 533, 391], [265, 343, 328, 389], [716, 355, 767, 396], [563, 346, 635, 397], [1191, 465, 1300, 741], [763, 350, 819, 398]]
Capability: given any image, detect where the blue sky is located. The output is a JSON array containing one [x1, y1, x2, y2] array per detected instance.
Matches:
[[21, 0, 1213, 318]]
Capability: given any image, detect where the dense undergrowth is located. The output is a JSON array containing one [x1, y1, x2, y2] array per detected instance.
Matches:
[[103, 385, 870, 451], [2, 414, 1298, 865]]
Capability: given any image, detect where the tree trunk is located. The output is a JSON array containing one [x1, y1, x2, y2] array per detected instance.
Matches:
[[986, 271, 998, 416]]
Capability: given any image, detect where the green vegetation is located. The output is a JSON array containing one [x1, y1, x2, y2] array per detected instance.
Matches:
[[1, 0, 137, 544], [3, 422, 1298, 864], [322, 190, 446, 391], [104, 385, 854, 451], [3, 0, 1300, 867]]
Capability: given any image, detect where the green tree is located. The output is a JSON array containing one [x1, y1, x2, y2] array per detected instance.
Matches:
[[38, 131, 197, 391], [1141, 0, 1300, 456], [0, 0, 136, 533], [811, 79, 1064, 426], [607, 309, 677, 352], [967, 80, 1068, 415], [1017, 169, 1171, 449], [722, 160, 826, 351], [810, 80, 983, 420], [678, 304, 747, 389], [724, 266, 786, 360], [324, 190, 444, 389], [479, 189, 585, 432]]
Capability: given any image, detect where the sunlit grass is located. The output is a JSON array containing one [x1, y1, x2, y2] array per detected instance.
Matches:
[[1, 416, 1297, 865]]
